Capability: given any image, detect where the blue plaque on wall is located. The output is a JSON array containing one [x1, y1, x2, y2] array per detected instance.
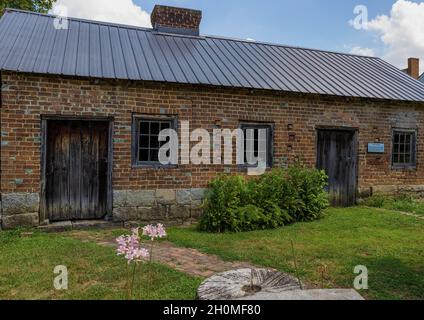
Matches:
[[368, 143, 385, 154]]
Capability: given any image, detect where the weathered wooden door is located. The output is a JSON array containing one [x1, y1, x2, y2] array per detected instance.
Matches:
[[45, 120, 109, 221], [316, 129, 358, 207]]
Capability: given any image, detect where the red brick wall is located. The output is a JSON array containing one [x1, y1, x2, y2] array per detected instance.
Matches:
[[1, 71, 424, 196]]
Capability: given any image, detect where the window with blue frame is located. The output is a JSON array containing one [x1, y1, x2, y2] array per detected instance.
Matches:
[[392, 129, 416, 168], [133, 116, 176, 166]]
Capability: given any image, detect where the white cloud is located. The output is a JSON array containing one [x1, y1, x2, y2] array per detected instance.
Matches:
[[50, 0, 151, 28], [365, 0, 424, 73], [349, 46, 376, 57]]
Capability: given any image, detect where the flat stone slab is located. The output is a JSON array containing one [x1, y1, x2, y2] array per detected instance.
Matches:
[[38, 221, 73, 232], [71, 220, 123, 230], [38, 220, 123, 232], [198, 268, 302, 300], [236, 289, 364, 300], [198, 268, 364, 301]]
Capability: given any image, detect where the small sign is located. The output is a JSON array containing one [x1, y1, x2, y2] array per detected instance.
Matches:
[[368, 143, 385, 154]]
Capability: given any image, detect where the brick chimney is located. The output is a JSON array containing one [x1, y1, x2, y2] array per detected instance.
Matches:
[[407, 58, 420, 79], [151, 5, 202, 36]]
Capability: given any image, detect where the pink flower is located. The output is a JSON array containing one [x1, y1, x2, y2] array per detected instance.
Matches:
[[142, 223, 167, 240], [133, 248, 150, 260], [142, 225, 155, 239], [116, 229, 149, 264], [157, 223, 167, 238]]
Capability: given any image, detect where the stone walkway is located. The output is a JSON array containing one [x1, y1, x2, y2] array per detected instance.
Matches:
[[399, 212, 424, 220], [68, 231, 255, 278], [146, 242, 256, 277], [371, 207, 424, 220]]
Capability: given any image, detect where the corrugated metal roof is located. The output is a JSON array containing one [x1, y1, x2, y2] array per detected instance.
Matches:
[[419, 73, 424, 83], [1, 9, 424, 102]]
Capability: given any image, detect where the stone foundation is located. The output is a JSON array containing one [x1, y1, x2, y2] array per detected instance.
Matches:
[[359, 185, 424, 199], [112, 188, 206, 227], [0, 193, 40, 229], [0, 189, 205, 230]]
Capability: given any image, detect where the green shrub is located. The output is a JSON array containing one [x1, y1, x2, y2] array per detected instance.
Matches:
[[199, 165, 329, 233], [392, 194, 420, 213], [362, 195, 388, 208], [362, 194, 424, 215], [198, 175, 248, 233], [228, 205, 267, 232], [283, 165, 330, 222]]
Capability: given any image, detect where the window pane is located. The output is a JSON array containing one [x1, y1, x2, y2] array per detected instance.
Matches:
[[150, 122, 160, 135], [139, 135, 149, 148], [150, 135, 159, 148], [394, 133, 400, 143], [160, 122, 170, 130], [140, 122, 150, 135], [393, 153, 399, 164], [406, 142, 410, 155], [254, 130, 259, 140], [139, 149, 149, 162], [393, 143, 399, 154], [150, 149, 159, 162]]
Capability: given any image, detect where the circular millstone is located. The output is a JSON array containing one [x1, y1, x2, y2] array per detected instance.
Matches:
[[197, 268, 301, 300]]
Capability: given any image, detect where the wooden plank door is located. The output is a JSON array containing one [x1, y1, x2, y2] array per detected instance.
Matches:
[[316, 129, 358, 207], [46, 120, 109, 221]]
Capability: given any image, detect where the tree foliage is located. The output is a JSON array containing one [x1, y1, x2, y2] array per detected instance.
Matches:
[[1, 0, 56, 17]]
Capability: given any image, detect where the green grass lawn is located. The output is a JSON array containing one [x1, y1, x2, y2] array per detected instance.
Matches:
[[0, 230, 201, 300], [0, 207, 422, 300], [168, 207, 424, 300]]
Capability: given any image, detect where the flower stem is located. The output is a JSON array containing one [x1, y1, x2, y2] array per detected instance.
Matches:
[[130, 263, 136, 300], [290, 239, 303, 290], [126, 263, 131, 300], [138, 263, 142, 300], [150, 240, 154, 263]]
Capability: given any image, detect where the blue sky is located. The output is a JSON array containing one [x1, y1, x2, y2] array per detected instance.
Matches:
[[137, 0, 398, 52]]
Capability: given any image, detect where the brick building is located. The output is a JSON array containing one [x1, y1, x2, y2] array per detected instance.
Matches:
[[1, 5, 424, 229]]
